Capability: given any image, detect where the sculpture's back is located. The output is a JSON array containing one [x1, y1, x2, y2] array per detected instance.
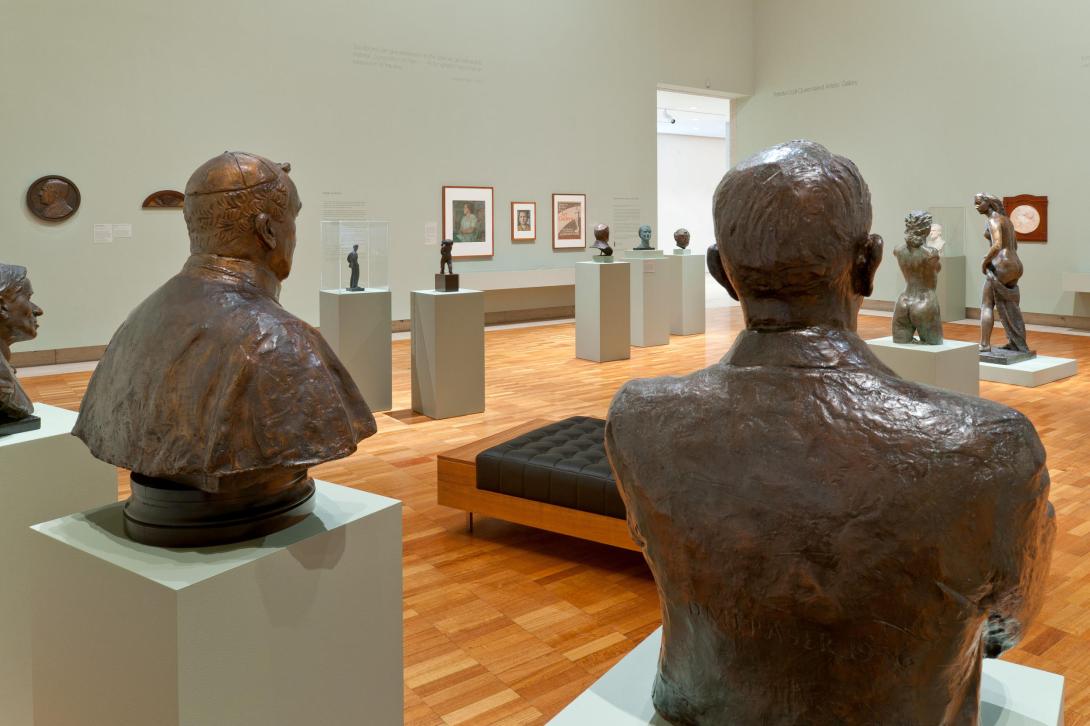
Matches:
[[606, 141, 1055, 726]]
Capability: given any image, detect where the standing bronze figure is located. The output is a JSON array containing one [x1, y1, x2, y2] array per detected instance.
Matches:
[[977, 193, 1033, 363], [439, 239, 454, 274], [0, 264, 44, 435], [74, 152, 376, 547], [347, 243, 363, 291], [892, 210, 943, 344], [607, 141, 1055, 725]]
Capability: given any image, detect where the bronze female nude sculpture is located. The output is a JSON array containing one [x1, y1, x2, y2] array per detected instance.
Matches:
[[892, 210, 943, 344], [976, 193, 1033, 363]]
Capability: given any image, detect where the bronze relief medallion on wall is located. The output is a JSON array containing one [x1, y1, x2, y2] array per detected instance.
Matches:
[[141, 189, 185, 208], [26, 175, 81, 222]]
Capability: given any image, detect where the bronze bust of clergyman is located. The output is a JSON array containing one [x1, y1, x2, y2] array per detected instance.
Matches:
[[607, 140, 1055, 725], [0, 264, 44, 435], [74, 152, 377, 547]]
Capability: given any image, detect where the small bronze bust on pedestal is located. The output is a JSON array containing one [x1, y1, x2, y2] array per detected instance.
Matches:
[[607, 140, 1054, 725], [673, 228, 690, 251], [0, 264, 44, 436], [977, 193, 1034, 364], [74, 152, 377, 548], [892, 210, 943, 344], [634, 224, 653, 250], [435, 239, 459, 292], [346, 243, 364, 291], [591, 223, 613, 259]]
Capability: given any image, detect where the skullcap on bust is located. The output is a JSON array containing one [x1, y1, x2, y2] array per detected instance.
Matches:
[[184, 151, 290, 196]]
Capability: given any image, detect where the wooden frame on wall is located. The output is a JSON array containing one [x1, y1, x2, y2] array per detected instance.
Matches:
[[442, 185, 494, 257], [510, 201, 536, 242], [551, 193, 586, 250], [1003, 194, 1048, 243]]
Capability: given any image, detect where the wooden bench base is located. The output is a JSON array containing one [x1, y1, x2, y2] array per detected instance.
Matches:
[[436, 419, 640, 551]]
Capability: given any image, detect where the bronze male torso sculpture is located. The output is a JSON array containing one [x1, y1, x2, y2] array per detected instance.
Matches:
[[75, 152, 376, 547], [608, 141, 1055, 726]]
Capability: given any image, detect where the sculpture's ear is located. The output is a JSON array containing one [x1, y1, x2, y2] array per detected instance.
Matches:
[[706, 244, 738, 301], [852, 233, 883, 297], [255, 212, 276, 250]]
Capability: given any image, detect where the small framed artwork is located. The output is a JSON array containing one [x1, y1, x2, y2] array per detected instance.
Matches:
[[552, 193, 586, 249], [511, 201, 536, 242], [1002, 194, 1048, 243], [443, 185, 494, 257]]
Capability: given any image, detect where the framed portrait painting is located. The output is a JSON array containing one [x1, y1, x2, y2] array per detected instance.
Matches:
[[511, 201, 536, 242], [443, 185, 494, 257], [552, 193, 586, 249]]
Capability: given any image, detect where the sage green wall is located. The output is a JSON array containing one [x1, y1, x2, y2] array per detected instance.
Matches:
[[735, 0, 1090, 317], [1, 0, 752, 352]]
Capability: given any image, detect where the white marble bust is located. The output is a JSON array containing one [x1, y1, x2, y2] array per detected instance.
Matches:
[[926, 222, 947, 255]]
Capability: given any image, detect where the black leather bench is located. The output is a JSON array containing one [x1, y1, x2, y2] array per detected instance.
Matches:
[[475, 416, 625, 520]]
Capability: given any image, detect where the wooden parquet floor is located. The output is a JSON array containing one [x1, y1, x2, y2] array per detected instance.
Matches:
[[20, 307, 1090, 725]]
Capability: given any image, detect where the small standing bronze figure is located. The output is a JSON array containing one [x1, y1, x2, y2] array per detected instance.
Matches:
[[0, 264, 44, 435], [977, 193, 1033, 362], [439, 239, 454, 274], [347, 244, 363, 291], [892, 210, 943, 344]]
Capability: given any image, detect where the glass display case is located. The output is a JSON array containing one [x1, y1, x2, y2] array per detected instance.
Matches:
[[926, 206, 967, 258], [321, 220, 390, 291]]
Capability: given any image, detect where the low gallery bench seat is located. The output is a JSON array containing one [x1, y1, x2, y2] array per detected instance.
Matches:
[[436, 417, 639, 551]]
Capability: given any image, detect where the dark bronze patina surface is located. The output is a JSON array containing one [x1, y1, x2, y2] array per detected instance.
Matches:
[[74, 152, 376, 547], [26, 175, 80, 222], [0, 264, 43, 435], [436, 239, 459, 291], [607, 141, 1055, 725], [977, 193, 1034, 364], [892, 210, 943, 344], [141, 189, 185, 208], [592, 223, 613, 257], [347, 243, 363, 291], [673, 228, 690, 250]]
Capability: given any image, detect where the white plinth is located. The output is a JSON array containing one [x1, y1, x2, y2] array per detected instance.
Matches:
[[666, 252, 705, 335], [549, 628, 1064, 726], [1062, 272, 1090, 292], [576, 261, 631, 362], [937, 255, 966, 322], [0, 403, 116, 726], [320, 288, 393, 412], [980, 355, 1077, 388], [411, 288, 485, 419], [30, 480, 402, 726], [621, 252, 670, 347], [866, 337, 979, 396]]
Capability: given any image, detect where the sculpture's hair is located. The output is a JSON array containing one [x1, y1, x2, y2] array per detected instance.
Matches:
[[42, 178, 68, 193], [184, 175, 293, 257], [713, 140, 871, 298], [0, 264, 28, 300], [905, 210, 933, 238], [975, 193, 1007, 215]]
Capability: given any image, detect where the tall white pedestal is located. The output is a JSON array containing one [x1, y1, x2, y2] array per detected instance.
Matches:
[[866, 337, 979, 396], [30, 480, 402, 726], [980, 356, 1077, 387], [549, 628, 1064, 726], [411, 288, 485, 419], [938, 255, 966, 322], [319, 288, 393, 412], [666, 251, 705, 335], [576, 261, 630, 362], [621, 251, 670, 348], [0, 403, 116, 726]]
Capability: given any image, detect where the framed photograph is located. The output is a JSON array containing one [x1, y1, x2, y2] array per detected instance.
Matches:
[[442, 185, 494, 257], [511, 201, 536, 242], [552, 193, 586, 249]]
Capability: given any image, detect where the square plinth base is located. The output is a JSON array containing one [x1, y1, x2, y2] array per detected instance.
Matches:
[[435, 273, 460, 292], [30, 481, 403, 726], [866, 337, 979, 396], [980, 348, 1037, 365], [980, 355, 1077, 388], [548, 628, 1064, 726], [1, 403, 116, 726], [0, 414, 41, 436], [576, 260, 631, 362], [666, 252, 705, 335], [319, 288, 393, 411], [621, 254, 671, 347], [411, 288, 485, 418], [937, 255, 966, 322]]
